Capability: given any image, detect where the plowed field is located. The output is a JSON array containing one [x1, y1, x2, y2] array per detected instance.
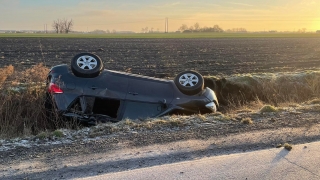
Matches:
[[1, 38, 320, 77]]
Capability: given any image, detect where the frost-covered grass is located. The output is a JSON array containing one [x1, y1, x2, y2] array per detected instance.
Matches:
[[224, 70, 320, 106], [0, 113, 234, 151], [1, 101, 318, 152]]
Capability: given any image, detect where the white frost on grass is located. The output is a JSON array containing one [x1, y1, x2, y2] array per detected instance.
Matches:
[[227, 70, 320, 87], [0, 103, 315, 152], [0, 139, 32, 151], [0, 113, 233, 152]]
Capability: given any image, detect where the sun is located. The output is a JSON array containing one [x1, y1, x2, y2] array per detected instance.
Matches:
[[311, 20, 320, 31]]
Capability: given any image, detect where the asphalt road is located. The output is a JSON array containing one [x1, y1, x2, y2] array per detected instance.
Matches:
[[79, 141, 320, 180]]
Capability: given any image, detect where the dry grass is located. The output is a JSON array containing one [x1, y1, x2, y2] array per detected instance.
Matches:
[[241, 117, 253, 124], [275, 143, 293, 151], [284, 143, 293, 151], [224, 71, 320, 108], [260, 105, 278, 113], [0, 65, 14, 85], [35, 129, 64, 140], [305, 98, 320, 105], [276, 144, 283, 148], [132, 118, 185, 129], [227, 100, 264, 114], [52, 130, 64, 138], [0, 63, 51, 138], [297, 104, 320, 112]]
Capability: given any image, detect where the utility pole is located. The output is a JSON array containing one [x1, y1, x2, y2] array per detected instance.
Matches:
[[167, 18, 168, 33], [165, 18, 166, 33], [165, 17, 168, 33]]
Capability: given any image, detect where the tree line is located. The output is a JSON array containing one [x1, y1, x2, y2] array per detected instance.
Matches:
[[178, 23, 247, 33], [141, 27, 160, 33], [52, 19, 73, 34]]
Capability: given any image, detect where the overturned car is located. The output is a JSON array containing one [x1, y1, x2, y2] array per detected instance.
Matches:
[[45, 53, 219, 124]]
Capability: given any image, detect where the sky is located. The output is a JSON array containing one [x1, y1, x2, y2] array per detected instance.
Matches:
[[0, 0, 320, 32]]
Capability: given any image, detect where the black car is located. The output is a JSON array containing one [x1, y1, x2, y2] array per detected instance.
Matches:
[[45, 53, 218, 123]]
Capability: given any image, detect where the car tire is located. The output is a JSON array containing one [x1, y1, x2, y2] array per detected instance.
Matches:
[[71, 53, 104, 78], [174, 71, 204, 95]]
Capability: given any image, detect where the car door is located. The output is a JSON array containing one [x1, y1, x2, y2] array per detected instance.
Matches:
[[121, 76, 174, 119], [126, 77, 174, 103], [84, 72, 129, 100]]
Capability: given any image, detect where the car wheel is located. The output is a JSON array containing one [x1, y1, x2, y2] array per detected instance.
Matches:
[[174, 71, 204, 95], [71, 53, 104, 78]]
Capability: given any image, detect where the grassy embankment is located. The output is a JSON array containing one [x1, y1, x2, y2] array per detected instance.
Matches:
[[1, 32, 320, 39], [2, 63, 320, 138]]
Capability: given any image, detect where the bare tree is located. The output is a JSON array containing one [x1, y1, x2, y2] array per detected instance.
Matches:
[[52, 19, 61, 34], [63, 19, 73, 33], [213, 25, 223, 32], [179, 24, 188, 31], [189, 25, 194, 32], [194, 22, 200, 31], [52, 18, 74, 34], [58, 20, 64, 34]]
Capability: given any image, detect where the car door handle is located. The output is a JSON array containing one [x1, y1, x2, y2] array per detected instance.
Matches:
[[91, 86, 97, 90], [129, 92, 138, 95]]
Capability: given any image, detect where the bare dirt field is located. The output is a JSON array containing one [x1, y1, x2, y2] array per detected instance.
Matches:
[[1, 38, 320, 77]]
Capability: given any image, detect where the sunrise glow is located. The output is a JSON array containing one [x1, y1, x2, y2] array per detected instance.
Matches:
[[0, 0, 320, 32]]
